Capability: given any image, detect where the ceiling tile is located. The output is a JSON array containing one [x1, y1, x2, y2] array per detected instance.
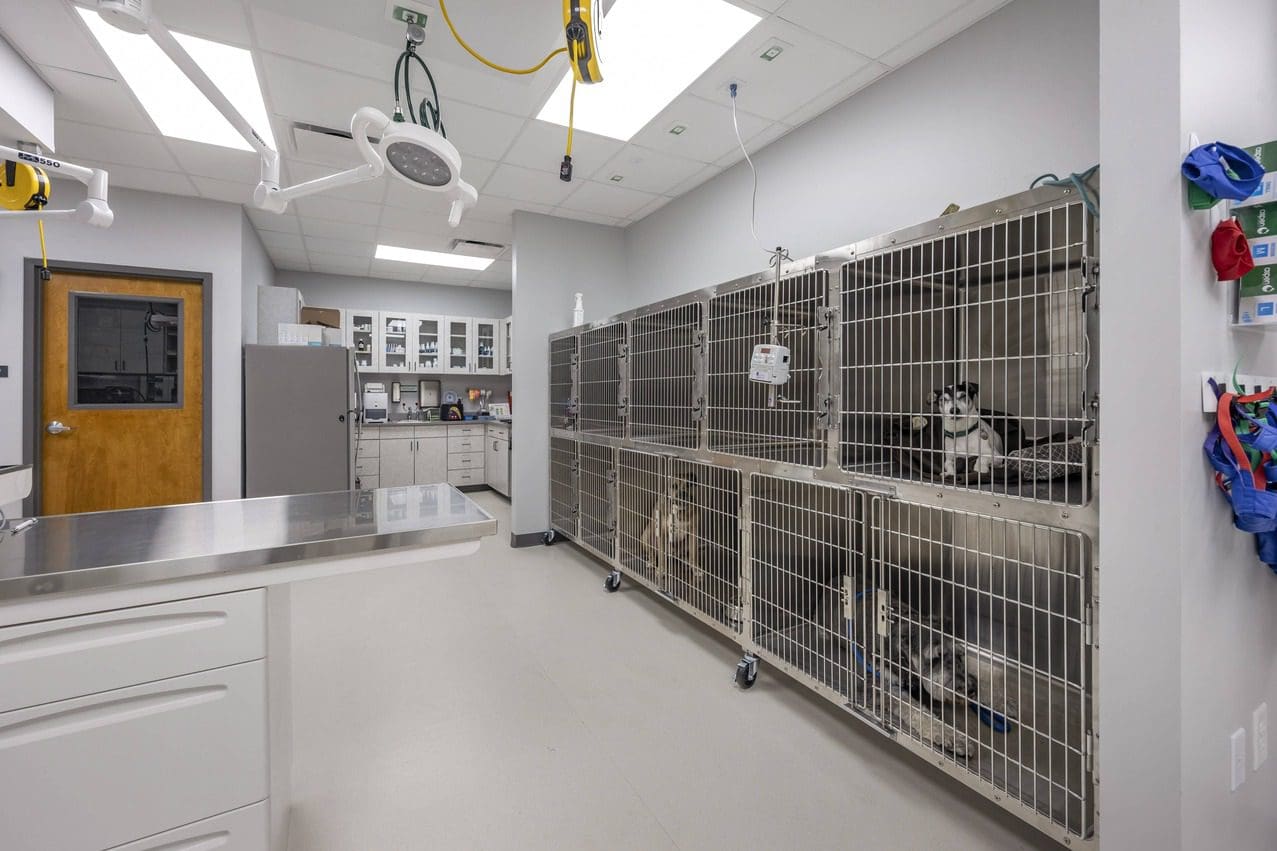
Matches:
[[259, 53, 387, 130], [548, 208, 625, 228], [714, 120, 792, 167], [666, 163, 723, 197], [690, 19, 871, 122], [3, 0, 116, 78], [307, 251, 373, 276], [303, 236, 375, 258], [628, 94, 772, 165], [433, 100, 527, 162], [369, 258, 431, 282], [300, 217, 379, 243], [40, 65, 153, 135], [466, 194, 556, 225], [168, 139, 263, 183], [419, 268, 478, 287], [190, 175, 254, 204], [559, 181, 659, 220], [292, 194, 384, 226], [287, 160, 388, 205], [259, 230, 306, 254], [248, 207, 301, 235], [484, 163, 580, 206], [878, 0, 1011, 68], [52, 120, 181, 171], [632, 195, 674, 222], [597, 145, 707, 196], [87, 163, 198, 198], [268, 249, 310, 270], [782, 61, 891, 126], [158, 0, 254, 46], [469, 279, 512, 290], [777, 0, 968, 60], [503, 120, 624, 182]]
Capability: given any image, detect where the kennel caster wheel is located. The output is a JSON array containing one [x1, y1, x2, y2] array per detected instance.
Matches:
[[604, 570, 622, 593], [734, 654, 759, 690], [542, 530, 559, 545]]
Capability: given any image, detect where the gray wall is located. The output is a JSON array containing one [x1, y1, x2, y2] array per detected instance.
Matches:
[[511, 212, 628, 538], [275, 270, 511, 319], [621, 0, 1099, 306], [241, 215, 275, 345], [0, 183, 250, 501]]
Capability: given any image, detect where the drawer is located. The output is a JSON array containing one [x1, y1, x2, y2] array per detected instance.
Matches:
[[448, 469, 484, 486], [448, 451, 485, 470], [354, 457, 379, 477], [0, 661, 268, 851], [448, 424, 483, 436], [355, 438, 380, 458], [415, 426, 448, 439], [0, 590, 264, 714], [357, 475, 380, 490], [486, 425, 510, 440], [107, 801, 268, 851], [448, 435, 482, 453]]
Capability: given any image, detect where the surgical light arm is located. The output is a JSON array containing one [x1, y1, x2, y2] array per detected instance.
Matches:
[[0, 145, 113, 227]]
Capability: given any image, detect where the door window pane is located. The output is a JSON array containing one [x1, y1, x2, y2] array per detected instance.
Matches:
[[72, 295, 182, 407]]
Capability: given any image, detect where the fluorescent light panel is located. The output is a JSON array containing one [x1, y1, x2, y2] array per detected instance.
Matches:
[[78, 9, 276, 152], [536, 0, 760, 141], [376, 244, 494, 271]]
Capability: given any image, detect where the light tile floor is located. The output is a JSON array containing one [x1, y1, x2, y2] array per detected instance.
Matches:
[[287, 491, 1056, 850]]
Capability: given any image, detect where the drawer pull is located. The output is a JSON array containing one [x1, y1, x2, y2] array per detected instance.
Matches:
[[0, 686, 227, 750], [0, 613, 227, 665], [141, 830, 232, 850]]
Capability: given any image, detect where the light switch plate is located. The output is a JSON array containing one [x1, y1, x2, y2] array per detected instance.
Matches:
[[1232, 727, 1248, 791], [1255, 703, 1269, 771]]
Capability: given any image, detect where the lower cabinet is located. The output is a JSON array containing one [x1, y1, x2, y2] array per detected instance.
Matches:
[[486, 435, 510, 497], [379, 437, 416, 488], [415, 434, 448, 484], [107, 801, 268, 851], [0, 660, 267, 851]]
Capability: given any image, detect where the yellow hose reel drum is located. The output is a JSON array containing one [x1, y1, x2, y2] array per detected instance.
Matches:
[[1, 159, 50, 212], [564, 0, 603, 84]]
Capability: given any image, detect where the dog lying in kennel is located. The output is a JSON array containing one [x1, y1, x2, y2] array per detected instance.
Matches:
[[843, 584, 1018, 757]]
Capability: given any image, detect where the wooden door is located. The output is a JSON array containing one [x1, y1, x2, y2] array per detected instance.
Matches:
[[40, 272, 203, 515]]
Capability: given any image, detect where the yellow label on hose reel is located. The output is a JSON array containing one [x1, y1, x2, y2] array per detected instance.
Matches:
[[564, 0, 602, 84], [1, 160, 50, 211]]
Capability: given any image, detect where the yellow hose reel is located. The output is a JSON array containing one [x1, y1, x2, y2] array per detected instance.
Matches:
[[1, 159, 50, 212], [564, 0, 603, 85]]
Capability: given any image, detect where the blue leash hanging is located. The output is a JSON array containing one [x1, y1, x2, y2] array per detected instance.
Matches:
[[1030, 165, 1100, 219]]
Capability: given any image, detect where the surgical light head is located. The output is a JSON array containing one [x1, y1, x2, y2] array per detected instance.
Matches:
[[96, 0, 151, 33]]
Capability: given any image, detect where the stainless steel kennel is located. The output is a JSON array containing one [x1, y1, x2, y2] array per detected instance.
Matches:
[[546, 183, 1099, 847]]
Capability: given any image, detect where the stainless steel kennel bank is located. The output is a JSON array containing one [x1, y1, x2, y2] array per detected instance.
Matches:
[[546, 182, 1100, 847]]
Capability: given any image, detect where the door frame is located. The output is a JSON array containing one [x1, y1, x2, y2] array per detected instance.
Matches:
[[22, 258, 214, 515]]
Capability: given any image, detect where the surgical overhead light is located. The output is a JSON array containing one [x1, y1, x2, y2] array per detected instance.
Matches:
[[88, 0, 477, 227]]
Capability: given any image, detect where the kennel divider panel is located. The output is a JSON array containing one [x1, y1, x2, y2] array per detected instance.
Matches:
[[578, 323, 628, 437], [869, 496, 1093, 841], [629, 302, 705, 449], [549, 436, 580, 540], [578, 442, 618, 562], [617, 449, 665, 587], [840, 198, 1097, 507], [549, 334, 579, 432], [708, 272, 829, 467], [749, 475, 876, 719]]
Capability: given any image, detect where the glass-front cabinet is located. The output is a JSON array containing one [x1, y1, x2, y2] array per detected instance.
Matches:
[[444, 317, 472, 374], [380, 312, 411, 373], [474, 318, 498, 375], [346, 309, 377, 372], [500, 316, 513, 375], [413, 315, 443, 373]]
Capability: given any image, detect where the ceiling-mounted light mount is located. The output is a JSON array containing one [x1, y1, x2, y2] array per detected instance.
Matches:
[[86, 0, 477, 227]]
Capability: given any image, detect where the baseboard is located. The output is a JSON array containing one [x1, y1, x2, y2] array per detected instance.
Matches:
[[510, 531, 546, 548]]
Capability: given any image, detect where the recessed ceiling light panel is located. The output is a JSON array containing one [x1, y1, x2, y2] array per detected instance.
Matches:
[[376, 244, 494, 271], [536, 0, 760, 141]]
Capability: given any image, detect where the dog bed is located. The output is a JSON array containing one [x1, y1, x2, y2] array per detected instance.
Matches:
[[1004, 439, 1086, 482], [887, 411, 1028, 482]]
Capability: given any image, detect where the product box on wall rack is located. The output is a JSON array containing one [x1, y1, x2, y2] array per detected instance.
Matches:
[[1234, 202, 1277, 265], [1237, 264, 1277, 325]]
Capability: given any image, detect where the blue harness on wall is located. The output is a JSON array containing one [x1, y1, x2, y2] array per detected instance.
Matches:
[[1204, 379, 1277, 571], [848, 591, 1012, 733], [1182, 142, 1265, 203]]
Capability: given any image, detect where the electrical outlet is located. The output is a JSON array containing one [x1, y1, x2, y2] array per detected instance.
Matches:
[[1254, 703, 1269, 771], [1232, 727, 1248, 791]]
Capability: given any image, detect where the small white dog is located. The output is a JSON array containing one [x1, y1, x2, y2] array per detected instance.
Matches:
[[929, 382, 1004, 478]]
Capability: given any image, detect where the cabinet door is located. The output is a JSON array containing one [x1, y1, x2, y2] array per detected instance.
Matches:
[[444, 317, 472, 374], [346, 309, 378, 372], [379, 437, 416, 487], [473, 318, 499, 375], [412, 314, 443, 373], [501, 316, 513, 375], [380, 312, 412, 373], [414, 436, 449, 484], [495, 439, 511, 495]]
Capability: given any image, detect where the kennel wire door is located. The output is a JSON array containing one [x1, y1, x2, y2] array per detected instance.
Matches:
[[708, 272, 830, 467], [628, 302, 704, 449], [841, 198, 1096, 505], [549, 334, 578, 432], [618, 450, 743, 631], [578, 323, 628, 437], [749, 475, 878, 717], [549, 437, 579, 539], [578, 442, 617, 561], [869, 496, 1093, 841]]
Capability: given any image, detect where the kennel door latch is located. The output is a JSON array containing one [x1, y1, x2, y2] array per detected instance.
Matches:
[[875, 590, 893, 638]]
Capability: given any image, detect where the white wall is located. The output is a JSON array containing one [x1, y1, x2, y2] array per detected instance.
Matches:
[[511, 212, 628, 539], [623, 0, 1099, 306], [0, 183, 251, 500], [241, 214, 275, 345], [275, 270, 511, 319], [0, 34, 54, 148]]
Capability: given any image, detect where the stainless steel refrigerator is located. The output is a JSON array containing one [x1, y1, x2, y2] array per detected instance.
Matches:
[[243, 345, 354, 497]]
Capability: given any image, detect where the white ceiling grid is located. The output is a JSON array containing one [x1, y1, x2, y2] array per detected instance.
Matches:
[[0, 0, 1010, 288]]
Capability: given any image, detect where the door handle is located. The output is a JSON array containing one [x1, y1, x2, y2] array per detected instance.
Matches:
[[46, 421, 74, 435]]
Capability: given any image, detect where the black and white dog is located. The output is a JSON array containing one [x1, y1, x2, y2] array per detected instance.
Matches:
[[847, 588, 1018, 757], [929, 382, 1004, 478]]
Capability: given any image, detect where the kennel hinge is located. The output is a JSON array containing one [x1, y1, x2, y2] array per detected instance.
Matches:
[[1083, 602, 1096, 647], [1084, 731, 1095, 773], [1081, 261, 1099, 312]]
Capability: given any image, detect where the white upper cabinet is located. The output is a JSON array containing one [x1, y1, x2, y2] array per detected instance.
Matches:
[[412, 315, 443, 373], [473, 318, 499, 375], [444, 317, 473, 374], [379, 312, 412, 373], [340, 310, 511, 376], [500, 316, 513, 376], [345, 309, 377, 372]]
